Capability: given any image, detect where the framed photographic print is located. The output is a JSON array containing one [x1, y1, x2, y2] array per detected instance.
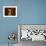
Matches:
[[18, 24, 46, 42], [3, 6, 17, 17]]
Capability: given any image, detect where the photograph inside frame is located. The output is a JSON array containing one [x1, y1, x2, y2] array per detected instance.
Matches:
[[5, 8, 16, 16], [18, 24, 46, 41]]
